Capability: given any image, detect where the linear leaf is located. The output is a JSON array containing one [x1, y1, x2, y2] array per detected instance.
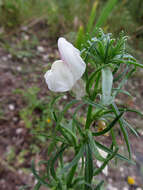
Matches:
[[61, 145, 85, 173], [50, 145, 67, 181], [94, 180, 104, 190], [94, 140, 134, 164], [93, 0, 117, 34], [112, 103, 132, 159], [86, 1, 98, 33], [60, 125, 77, 146], [123, 119, 139, 137], [94, 147, 118, 175], [84, 143, 93, 190], [88, 131, 105, 161], [31, 160, 51, 188]]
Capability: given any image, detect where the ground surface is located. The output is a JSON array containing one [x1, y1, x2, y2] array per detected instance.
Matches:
[[0, 30, 143, 190]]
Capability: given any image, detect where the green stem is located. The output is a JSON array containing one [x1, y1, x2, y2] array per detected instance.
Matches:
[[110, 129, 117, 148], [85, 105, 92, 129]]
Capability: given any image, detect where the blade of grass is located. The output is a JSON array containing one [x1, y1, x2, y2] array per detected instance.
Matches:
[[94, 180, 104, 190], [92, 0, 118, 35], [86, 1, 98, 33], [61, 144, 85, 173], [112, 103, 132, 159]]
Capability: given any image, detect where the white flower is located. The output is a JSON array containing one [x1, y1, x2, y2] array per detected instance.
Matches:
[[44, 37, 86, 92]]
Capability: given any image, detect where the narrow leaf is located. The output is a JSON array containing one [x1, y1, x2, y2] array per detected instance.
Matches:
[[86, 1, 98, 33], [60, 125, 77, 146], [94, 180, 104, 190], [93, 0, 117, 34], [94, 140, 135, 164], [84, 143, 93, 189], [94, 147, 118, 175], [111, 103, 132, 159], [31, 160, 50, 188], [50, 145, 67, 181], [88, 131, 105, 161], [61, 145, 85, 173]]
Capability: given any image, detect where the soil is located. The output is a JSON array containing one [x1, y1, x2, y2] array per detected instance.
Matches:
[[0, 30, 143, 190]]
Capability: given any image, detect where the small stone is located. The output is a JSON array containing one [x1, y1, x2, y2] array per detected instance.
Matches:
[[21, 26, 28, 31], [42, 54, 49, 61], [108, 178, 113, 183], [63, 95, 67, 99], [7, 54, 12, 59], [13, 117, 18, 122], [16, 128, 23, 135], [140, 130, 143, 136], [120, 146, 124, 150], [2, 56, 8, 62], [23, 57, 28, 62], [16, 66, 22, 71], [8, 104, 15, 111], [119, 167, 124, 172], [24, 34, 29, 41], [107, 184, 118, 190], [136, 188, 142, 190], [123, 187, 128, 190], [120, 167, 125, 177], [19, 120, 25, 127], [0, 27, 4, 34], [30, 173, 34, 177], [18, 170, 23, 175], [37, 46, 45, 53], [0, 179, 5, 184]]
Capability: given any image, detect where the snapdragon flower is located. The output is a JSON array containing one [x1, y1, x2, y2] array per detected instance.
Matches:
[[44, 38, 86, 92]]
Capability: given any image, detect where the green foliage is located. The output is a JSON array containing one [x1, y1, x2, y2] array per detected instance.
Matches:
[[93, 0, 117, 32], [127, 0, 143, 23], [15, 86, 52, 142], [1, 34, 39, 60], [75, 0, 118, 49], [0, 0, 21, 29], [0, 106, 4, 120], [17, 149, 29, 165], [106, 1, 138, 35], [0, 0, 142, 52], [6, 146, 16, 163], [0, 0, 94, 37], [86, 1, 98, 33]]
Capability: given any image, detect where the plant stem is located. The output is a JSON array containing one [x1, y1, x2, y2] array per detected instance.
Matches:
[[85, 105, 92, 129]]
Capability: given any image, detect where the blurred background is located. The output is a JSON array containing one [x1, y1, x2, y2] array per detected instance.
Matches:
[[0, 0, 143, 190]]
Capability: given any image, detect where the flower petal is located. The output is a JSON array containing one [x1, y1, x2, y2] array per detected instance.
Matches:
[[44, 60, 74, 92], [72, 79, 85, 100], [58, 37, 86, 81]]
